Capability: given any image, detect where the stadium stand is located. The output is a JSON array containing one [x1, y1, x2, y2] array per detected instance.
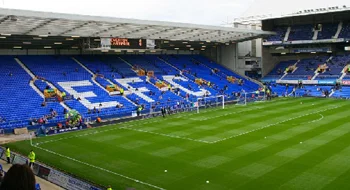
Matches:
[[0, 55, 261, 130], [266, 21, 350, 42], [264, 55, 350, 82], [17, 55, 136, 120], [339, 22, 350, 38], [263, 60, 297, 80], [0, 56, 64, 130], [318, 23, 338, 39], [288, 24, 314, 41], [266, 26, 287, 41]]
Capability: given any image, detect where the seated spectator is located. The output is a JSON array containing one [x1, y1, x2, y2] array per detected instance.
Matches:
[[51, 110, 57, 117], [77, 97, 81, 101], [41, 102, 46, 107], [88, 109, 91, 114], [0, 164, 36, 190]]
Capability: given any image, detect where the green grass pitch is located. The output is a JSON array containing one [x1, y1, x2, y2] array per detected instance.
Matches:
[[6, 97, 350, 190]]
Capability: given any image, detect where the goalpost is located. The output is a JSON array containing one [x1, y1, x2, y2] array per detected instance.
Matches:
[[237, 91, 266, 106], [196, 95, 224, 113]]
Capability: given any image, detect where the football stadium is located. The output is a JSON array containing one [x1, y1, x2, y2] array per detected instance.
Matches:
[[1, 1, 350, 190]]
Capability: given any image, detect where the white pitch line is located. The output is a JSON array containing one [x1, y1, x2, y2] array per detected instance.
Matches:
[[307, 113, 324, 123], [35, 99, 336, 146], [33, 145, 166, 190], [119, 127, 211, 144], [197, 107, 263, 121], [211, 106, 341, 143]]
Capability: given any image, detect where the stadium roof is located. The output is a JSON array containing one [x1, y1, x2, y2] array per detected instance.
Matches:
[[0, 8, 274, 43]]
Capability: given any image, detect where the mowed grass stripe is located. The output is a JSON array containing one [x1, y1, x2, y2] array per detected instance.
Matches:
[[129, 97, 304, 129], [230, 107, 350, 189], [41, 131, 210, 189], [147, 100, 349, 188], [128, 98, 326, 140], [6, 98, 350, 190], [185, 98, 338, 141], [230, 115, 350, 187], [170, 102, 346, 166]]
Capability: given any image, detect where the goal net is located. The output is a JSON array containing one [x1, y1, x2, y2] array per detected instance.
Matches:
[[237, 91, 266, 106], [196, 95, 224, 113]]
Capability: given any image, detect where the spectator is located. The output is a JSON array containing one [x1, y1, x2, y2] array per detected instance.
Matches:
[[63, 108, 67, 115], [28, 150, 36, 168], [0, 164, 36, 190], [5, 147, 10, 164]]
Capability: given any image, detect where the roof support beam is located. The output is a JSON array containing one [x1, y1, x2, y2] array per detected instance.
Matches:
[[212, 33, 254, 42], [23, 19, 57, 35], [58, 21, 91, 36], [144, 27, 177, 38], [119, 26, 151, 37], [163, 29, 198, 40], [184, 30, 219, 41], [200, 31, 236, 41], [0, 15, 10, 25], [92, 23, 127, 37]]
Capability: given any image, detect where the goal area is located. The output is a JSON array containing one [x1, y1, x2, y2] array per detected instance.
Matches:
[[196, 95, 224, 113], [236, 91, 266, 106]]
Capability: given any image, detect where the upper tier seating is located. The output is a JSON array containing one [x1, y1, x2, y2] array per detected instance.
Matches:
[[266, 27, 287, 41], [318, 23, 338, 39], [288, 25, 314, 41], [339, 23, 350, 39]]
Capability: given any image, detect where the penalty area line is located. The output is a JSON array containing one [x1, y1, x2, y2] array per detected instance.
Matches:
[[307, 113, 324, 123], [211, 106, 340, 143], [33, 145, 166, 190]]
